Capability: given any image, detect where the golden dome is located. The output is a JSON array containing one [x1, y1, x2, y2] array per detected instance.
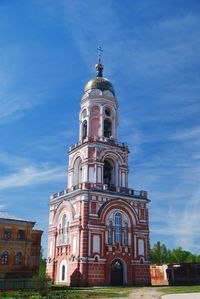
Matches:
[[84, 77, 115, 96], [84, 63, 115, 96]]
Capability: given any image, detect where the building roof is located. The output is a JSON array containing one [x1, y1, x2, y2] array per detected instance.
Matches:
[[0, 211, 35, 223], [33, 223, 43, 231]]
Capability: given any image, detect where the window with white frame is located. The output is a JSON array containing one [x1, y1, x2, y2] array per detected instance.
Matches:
[[1, 251, 9, 264], [115, 213, 122, 244], [61, 214, 69, 245]]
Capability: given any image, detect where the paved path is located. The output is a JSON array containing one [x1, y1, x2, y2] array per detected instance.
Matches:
[[162, 293, 200, 299], [128, 287, 162, 298]]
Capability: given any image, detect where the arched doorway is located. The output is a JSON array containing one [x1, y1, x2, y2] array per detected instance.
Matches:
[[111, 259, 123, 285]]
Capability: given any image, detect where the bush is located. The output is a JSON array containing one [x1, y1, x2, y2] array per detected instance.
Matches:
[[32, 275, 51, 297]]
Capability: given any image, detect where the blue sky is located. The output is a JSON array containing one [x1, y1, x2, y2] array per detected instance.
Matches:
[[0, 0, 199, 257]]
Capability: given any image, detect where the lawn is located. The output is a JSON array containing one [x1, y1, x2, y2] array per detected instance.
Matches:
[[1, 285, 200, 298], [0, 286, 133, 299], [161, 285, 200, 295]]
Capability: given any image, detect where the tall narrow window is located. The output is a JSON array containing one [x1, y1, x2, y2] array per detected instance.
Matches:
[[62, 265, 65, 281], [1, 251, 9, 265], [115, 213, 122, 244], [73, 157, 82, 186], [124, 223, 128, 246], [62, 214, 68, 244], [82, 120, 87, 140], [103, 160, 113, 186], [62, 214, 67, 228], [108, 221, 113, 244], [104, 118, 112, 138]]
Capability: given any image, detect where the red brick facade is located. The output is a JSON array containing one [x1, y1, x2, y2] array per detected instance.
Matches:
[[0, 212, 42, 279], [47, 63, 151, 286]]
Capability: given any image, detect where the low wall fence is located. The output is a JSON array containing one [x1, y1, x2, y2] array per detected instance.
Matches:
[[0, 278, 49, 290]]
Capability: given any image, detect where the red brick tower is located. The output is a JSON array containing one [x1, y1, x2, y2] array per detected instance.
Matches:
[[47, 61, 151, 286]]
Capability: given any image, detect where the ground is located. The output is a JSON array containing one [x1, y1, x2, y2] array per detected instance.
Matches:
[[110, 287, 162, 299]]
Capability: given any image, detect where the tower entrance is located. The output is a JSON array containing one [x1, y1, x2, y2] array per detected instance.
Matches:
[[111, 259, 124, 285]]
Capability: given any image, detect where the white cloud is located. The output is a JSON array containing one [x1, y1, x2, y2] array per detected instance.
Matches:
[[0, 204, 6, 211], [172, 127, 200, 141], [0, 91, 45, 122], [0, 165, 65, 190]]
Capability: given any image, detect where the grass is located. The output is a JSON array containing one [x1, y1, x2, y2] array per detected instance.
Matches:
[[161, 285, 200, 295], [1, 285, 200, 298], [0, 286, 132, 299]]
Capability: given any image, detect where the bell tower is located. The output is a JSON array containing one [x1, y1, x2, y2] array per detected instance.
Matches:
[[47, 59, 151, 286], [68, 62, 128, 191]]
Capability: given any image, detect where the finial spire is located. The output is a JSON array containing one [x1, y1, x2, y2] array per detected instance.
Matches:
[[97, 46, 103, 63], [96, 46, 104, 77]]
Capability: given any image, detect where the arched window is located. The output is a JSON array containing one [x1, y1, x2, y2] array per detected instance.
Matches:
[[82, 109, 87, 119], [105, 107, 111, 117], [1, 251, 9, 265], [104, 118, 112, 138], [82, 120, 87, 140], [115, 213, 122, 244], [62, 265, 65, 281], [62, 214, 67, 228], [61, 214, 69, 245], [103, 159, 113, 186], [15, 252, 22, 265], [124, 223, 128, 246], [108, 221, 113, 244], [73, 157, 82, 186]]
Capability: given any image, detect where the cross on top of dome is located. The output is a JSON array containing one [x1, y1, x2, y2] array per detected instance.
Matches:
[[97, 46, 103, 64]]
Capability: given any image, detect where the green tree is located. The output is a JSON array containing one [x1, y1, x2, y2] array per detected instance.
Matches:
[[150, 241, 171, 264], [39, 258, 47, 278], [170, 247, 198, 263], [150, 242, 200, 264]]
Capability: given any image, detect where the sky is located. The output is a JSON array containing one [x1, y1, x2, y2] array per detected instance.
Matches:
[[0, 0, 199, 257]]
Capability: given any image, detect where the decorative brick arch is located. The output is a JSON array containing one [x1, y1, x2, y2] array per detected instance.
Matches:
[[53, 201, 75, 226], [105, 209, 131, 226], [99, 199, 139, 227], [69, 152, 84, 169], [100, 151, 124, 166], [79, 106, 88, 121]]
